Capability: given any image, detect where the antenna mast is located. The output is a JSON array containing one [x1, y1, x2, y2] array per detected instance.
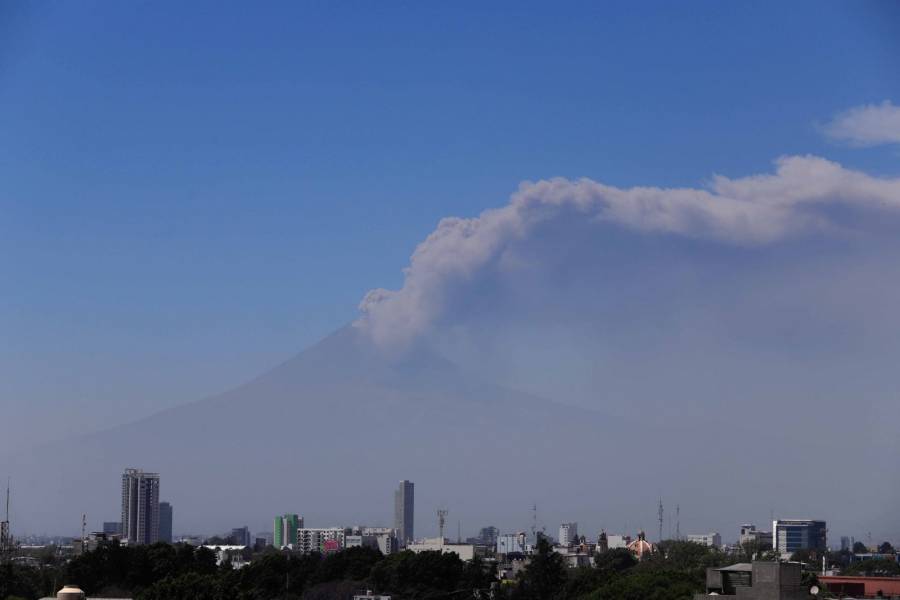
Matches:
[[675, 504, 681, 541], [81, 514, 87, 554], [658, 498, 664, 542], [531, 504, 537, 542], [437, 509, 448, 542]]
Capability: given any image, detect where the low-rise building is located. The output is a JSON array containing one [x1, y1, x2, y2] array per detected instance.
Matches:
[[740, 525, 773, 549], [202, 545, 249, 568], [407, 537, 476, 561], [687, 532, 722, 548], [694, 561, 812, 599], [358, 527, 399, 555], [819, 575, 900, 598], [606, 534, 631, 549]]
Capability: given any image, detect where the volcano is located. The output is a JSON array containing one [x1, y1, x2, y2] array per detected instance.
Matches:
[[13, 325, 641, 536]]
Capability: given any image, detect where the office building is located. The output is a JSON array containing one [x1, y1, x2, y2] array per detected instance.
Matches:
[[231, 526, 250, 546], [559, 522, 578, 546], [688, 532, 723, 548], [158, 502, 173, 543], [840, 536, 852, 552], [274, 514, 302, 548], [740, 524, 773, 549], [102, 522, 122, 536], [394, 480, 414, 545], [772, 519, 827, 555], [121, 468, 160, 545]]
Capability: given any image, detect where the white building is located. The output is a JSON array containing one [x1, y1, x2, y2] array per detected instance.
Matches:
[[296, 528, 345, 554], [607, 534, 631, 549], [203, 545, 249, 568], [359, 527, 399, 555], [497, 532, 530, 555], [553, 544, 595, 567], [407, 537, 476, 561], [559, 522, 578, 547], [687, 532, 722, 548]]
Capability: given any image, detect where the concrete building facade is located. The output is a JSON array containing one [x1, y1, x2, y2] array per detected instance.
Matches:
[[394, 480, 414, 546], [740, 524, 773, 549], [120, 468, 160, 545], [296, 527, 345, 554], [688, 532, 722, 548], [559, 522, 578, 547], [696, 561, 813, 599]]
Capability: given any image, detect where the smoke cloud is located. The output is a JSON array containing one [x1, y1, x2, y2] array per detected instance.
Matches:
[[356, 155, 900, 348]]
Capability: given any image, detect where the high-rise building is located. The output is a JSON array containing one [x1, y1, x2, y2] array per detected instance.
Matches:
[[840, 536, 853, 551], [274, 514, 302, 548], [231, 526, 251, 546], [559, 522, 578, 546], [477, 526, 499, 546], [121, 468, 160, 545], [158, 502, 173, 543], [772, 519, 827, 555], [394, 480, 414, 546]]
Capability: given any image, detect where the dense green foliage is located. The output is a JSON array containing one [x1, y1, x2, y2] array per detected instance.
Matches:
[[507, 539, 727, 600], [5, 537, 860, 600], [844, 558, 900, 577]]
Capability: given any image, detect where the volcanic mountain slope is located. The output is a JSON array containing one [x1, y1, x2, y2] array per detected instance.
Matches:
[[12, 325, 788, 536]]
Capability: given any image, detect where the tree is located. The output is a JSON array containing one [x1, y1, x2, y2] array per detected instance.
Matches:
[[852, 541, 868, 554], [878, 542, 895, 555], [844, 559, 900, 577], [584, 569, 701, 600], [512, 537, 567, 600], [136, 572, 221, 600], [593, 549, 637, 575]]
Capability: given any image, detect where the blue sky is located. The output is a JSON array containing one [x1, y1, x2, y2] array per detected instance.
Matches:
[[2, 1, 900, 448]]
